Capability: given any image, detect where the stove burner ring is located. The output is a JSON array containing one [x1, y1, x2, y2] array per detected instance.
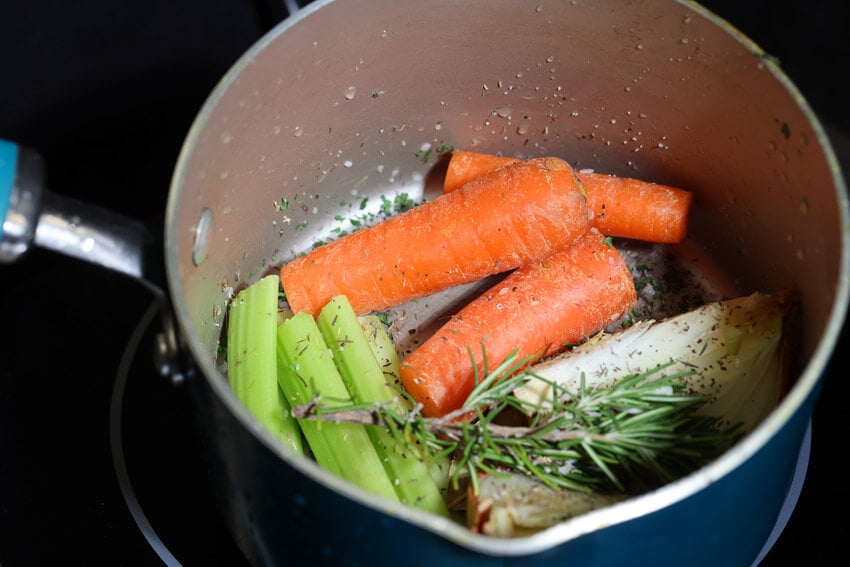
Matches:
[[108, 295, 183, 566], [101, 292, 810, 567]]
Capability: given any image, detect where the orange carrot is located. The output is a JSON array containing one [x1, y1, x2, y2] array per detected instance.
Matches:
[[579, 172, 693, 244], [443, 151, 517, 194], [398, 227, 637, 418], [443, 151, 693, 244], [281, 157, 589, 317]]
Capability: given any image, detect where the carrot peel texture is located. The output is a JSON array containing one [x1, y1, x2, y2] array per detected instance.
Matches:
[[580, 171, 693, 244], [399, 228, 638, 418], [443, 150, 693, 244], [281, 156, 588, 316]]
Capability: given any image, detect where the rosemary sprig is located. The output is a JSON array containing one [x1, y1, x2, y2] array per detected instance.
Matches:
[[290, 351, 744, 495]]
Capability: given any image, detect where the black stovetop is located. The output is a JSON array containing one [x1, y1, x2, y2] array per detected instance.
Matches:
[[1, 1, 847, 565]]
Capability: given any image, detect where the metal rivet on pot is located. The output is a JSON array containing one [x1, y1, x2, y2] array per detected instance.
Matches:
[[192, 207, 214, 266]]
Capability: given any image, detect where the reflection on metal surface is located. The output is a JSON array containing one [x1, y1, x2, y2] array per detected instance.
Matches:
[[0, 143, 44, 262], [191, 207, 214, 267], [109, 295, 181, 567], [34, 191, 150, 278]]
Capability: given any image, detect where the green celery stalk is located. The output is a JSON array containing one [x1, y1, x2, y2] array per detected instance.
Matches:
[[277, 311, 399, 501], [318, 296, 449, 516], [359, 314, 411, 409], [226, 274, 302, 454], [360, 313, 451, 492]]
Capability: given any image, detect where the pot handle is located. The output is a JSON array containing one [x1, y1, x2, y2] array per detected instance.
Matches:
[[1, 138, 194, 382], [0, 138, 164, 293]]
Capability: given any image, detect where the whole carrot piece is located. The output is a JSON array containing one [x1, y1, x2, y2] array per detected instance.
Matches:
[[398, 228, 637, 418], [281, 157, 588, 317], [443, 151, 517, 194], [443, 151, 692, 244], [579, 171, 693, 244]]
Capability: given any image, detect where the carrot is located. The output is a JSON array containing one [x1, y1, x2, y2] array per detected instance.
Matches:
[[398, 227, 637, 418], [443, 151, 693, 244], [579, 171, 693, 244], [281, 157, 589, 317], [442, 151, 517, 194]]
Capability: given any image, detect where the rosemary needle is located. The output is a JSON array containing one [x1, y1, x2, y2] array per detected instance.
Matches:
[[291, 352, 744, 495]]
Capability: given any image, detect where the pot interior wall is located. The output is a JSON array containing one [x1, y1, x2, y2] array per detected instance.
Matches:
[[168, 0, 842, 426]]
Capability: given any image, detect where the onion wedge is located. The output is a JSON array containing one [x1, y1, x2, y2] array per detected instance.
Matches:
[[513, 290, 793, 432], [468, 474, 628, 537]]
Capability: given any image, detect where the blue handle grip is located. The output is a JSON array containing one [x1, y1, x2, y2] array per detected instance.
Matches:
[[0, 138, 19, 234]]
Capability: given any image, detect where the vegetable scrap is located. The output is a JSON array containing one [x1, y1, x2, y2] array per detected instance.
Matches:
[[399, 227, 637, 418], [443, 150, 693, 243], [277, 309, 401, 501], [280, 156, 588, 316], [316, 296, 449, 515], [226, 273, 302, 453], [513, 289, 794, 433]]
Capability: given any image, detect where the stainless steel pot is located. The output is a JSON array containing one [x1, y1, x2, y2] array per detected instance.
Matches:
[[3, 1, 847, 565]]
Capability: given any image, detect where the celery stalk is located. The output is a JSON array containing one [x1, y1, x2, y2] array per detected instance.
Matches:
[[359, 314, 410, 409], [277, 312, 400, 501], [226, 274, 302, 453], [319, 296, 450, 516], [360, 313, 451, 493]]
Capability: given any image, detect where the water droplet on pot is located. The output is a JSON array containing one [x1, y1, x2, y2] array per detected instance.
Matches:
[[494, 105, 512, 118], [344, 86, 357, 100], [293, 125, 304, 137]]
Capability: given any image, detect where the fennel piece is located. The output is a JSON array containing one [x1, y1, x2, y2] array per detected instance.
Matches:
[[318, 296, 449, 516], [514, 290, 791, 432], [226, 274, 302, 453], [277, 312, 399, 501]]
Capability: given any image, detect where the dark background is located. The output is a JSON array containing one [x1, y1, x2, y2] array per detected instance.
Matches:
[[1, 1, 847, 565]]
